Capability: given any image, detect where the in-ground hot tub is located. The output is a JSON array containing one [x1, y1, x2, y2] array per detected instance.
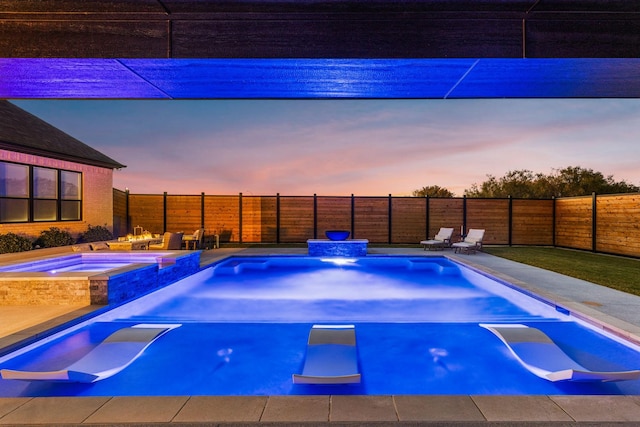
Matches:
[[0, 251, 201, 306], [0, 252, 166, 273]]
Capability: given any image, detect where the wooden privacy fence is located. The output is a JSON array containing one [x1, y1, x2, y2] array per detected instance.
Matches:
[[112, 190, 640, 257]]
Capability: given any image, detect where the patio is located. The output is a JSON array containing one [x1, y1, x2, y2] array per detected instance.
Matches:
[[2, 247, 640, 425]]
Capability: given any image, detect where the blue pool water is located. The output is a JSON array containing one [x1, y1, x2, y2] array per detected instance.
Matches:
[[1, 255, 639, 396]]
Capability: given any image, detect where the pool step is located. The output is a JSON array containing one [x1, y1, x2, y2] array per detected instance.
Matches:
[[407, 259, 460, 275], [212, 259, 270, 276]]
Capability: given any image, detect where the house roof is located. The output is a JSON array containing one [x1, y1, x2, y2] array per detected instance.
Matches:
[[0, 101, 125, 169]]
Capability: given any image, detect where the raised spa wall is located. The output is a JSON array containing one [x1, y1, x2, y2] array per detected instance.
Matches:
[[0, 251, 201, 306], [307, 239, 369, 257]]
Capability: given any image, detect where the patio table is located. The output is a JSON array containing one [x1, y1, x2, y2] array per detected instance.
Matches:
[[107, 238, 162, 250]]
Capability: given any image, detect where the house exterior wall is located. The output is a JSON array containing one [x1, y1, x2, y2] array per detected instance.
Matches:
[[0, 149, 114, 240]]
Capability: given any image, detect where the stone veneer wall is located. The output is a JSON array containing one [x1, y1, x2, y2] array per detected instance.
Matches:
[[103, 252, 201, 304], [307, 239, 369, 257], [0, 277, 91, 305]]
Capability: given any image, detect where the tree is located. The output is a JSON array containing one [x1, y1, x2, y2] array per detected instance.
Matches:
[[550, 166, 640, 197], [464, 166, 639, 198], [464, 170, 548, 198], [412, 185, 455, 198]]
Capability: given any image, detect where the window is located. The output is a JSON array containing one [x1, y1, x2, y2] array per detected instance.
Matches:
[[0, 163, 29, 222], [0, 161, 82, 223], [61, 170, 82, 221], [33, 167, 58, 221]]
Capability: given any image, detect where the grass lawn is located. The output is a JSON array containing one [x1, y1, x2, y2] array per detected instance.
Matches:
[[484, 246, 640, 297]]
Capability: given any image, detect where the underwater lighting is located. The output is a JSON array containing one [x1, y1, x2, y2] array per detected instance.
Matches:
[[320, 258, 357, 266]]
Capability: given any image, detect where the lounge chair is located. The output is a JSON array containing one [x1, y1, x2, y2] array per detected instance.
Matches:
[[420, 227, 454, 251], [452, 228, 485, 254], [149, 232, 184, 250], [292, 324, 361, 384], [0, 323, 181, 383], [480, 323, 640, 382]]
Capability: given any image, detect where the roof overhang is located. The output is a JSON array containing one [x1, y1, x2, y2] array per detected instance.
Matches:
[[2, 58, 640, 99], [1, 1, 639, 99]]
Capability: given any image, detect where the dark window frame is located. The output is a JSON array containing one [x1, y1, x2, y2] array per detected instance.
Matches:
[[0, 161, 82, 223]]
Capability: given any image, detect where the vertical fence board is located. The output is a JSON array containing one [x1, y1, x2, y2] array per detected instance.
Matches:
[[316, 197, 351, 237], [555, 197, 592, 250], [112, 189, 127, 237], [128, 195, 164, 235], [511, 199, 554, 245], [428, 198, 465, 242], [166, 195, 202, 234], [204, 195, 240, 243], [465, 198, 510, 245], [240, 196, 277, 243], [596, 194, 640, 256], [354, 197, 388, 243], [391, 198, 426, 243], [280, 196, 315, 242]]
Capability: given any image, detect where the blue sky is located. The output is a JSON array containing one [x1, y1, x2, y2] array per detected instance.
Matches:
[[12, 99, 640, 196]]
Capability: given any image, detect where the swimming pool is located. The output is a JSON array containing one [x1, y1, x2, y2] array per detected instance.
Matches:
[[0, 255, 639, 396]]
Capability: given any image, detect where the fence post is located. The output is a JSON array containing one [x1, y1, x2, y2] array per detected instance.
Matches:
[[351, 194, 355, 239], [200, 192, 205, 229], [388, 194, 392, 244], [163, 191, 167, 233], [552, 196, 556, 247], [238, 192, 243, 244], [462, 195, 467, 236], [592, 192, 597, 252], [425, 195, 430, 239], [276, 193, 281, 244], [125, 188, 130, 235], [313, 193, 317, 239], [508, 195, 513, 246]]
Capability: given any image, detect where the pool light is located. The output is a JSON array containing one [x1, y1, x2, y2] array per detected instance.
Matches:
[[320, 258, 357, 266]]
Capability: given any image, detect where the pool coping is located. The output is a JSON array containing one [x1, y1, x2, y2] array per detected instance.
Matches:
[[2, 247, 640, 425]]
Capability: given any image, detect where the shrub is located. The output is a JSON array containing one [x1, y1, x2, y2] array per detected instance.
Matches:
[[0, 232, 33, 254], [79, 224, 113, 243], [34, 227, 74, 248]]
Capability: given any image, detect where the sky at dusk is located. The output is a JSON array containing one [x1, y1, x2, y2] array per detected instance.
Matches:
[[11, 99, 640, 197]]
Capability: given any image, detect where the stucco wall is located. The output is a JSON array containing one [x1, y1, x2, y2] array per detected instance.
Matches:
[[0, 149, 114, 240]]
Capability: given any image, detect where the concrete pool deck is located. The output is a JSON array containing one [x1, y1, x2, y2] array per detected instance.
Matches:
[[2, 246, 640, 425]]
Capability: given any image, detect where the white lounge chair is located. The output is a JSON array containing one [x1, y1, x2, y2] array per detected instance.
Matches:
[[480, 323, 640, 382], [292, 324, 361, 384], [452, 228, 485, 254], [420, 227, 454, 251], [0, 323, 181, 383]]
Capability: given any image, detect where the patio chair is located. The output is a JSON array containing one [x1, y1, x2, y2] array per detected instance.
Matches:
[[149, 232, 184, 250], [292, 324, 361, 384], [183, 228, 205, 250], [0, 324, 181, 383], [420, 227, 454, 250], [452, 229, 485, 254], [480, 323, 640, 382]]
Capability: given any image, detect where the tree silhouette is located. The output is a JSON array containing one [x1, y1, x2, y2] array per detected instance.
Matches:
[[412, 185, 455, 198], [464, 166, 639, 198]]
